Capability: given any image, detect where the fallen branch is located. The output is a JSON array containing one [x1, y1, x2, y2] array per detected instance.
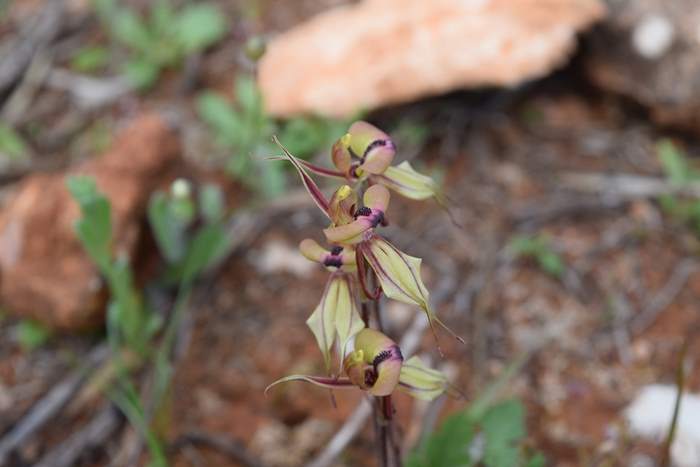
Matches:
[[173, 431, 268, 467], [0, 344, 108, 464], [33, 403, 120, 467]]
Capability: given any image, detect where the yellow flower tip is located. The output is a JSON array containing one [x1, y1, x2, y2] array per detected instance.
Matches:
[[340, 133, 352, 147]]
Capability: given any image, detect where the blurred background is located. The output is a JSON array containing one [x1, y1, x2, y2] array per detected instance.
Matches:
[[1, 0, 699, 466]]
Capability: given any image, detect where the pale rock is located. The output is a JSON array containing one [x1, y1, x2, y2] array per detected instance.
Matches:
[[253, 240, 315, 277], [625, 384, 700, 467], [258, 0, 606, 117]]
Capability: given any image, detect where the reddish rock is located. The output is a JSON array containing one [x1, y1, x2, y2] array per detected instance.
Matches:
[[258, 0, 606, 117], [0, 114, 180, 330]]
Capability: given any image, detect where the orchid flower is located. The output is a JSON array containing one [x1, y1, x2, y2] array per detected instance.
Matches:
[[266, 329, 459, 401], [278, 139, 462, 347], [285, 121, 448, 209], [299, 238, 365, 372]]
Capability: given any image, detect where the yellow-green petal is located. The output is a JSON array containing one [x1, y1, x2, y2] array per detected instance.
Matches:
[[398, 356, 451, 401], [306, 276, 340, 371]]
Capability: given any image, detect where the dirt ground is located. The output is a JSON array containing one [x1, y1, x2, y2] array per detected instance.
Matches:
[[1, 1, 700, 466]]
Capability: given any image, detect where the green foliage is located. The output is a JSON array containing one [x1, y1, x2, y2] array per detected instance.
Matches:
[[71, 46, 110, 73], [15, 320, 51, 351], [197, 75, 349, 197], [407, 399, 541, 467], [68, 176, 232, 466], [408, 353, 542, 467], [148, 180, 230, 284], [93, 0, 227, 88], [657, 139, 700, 236], [509, 234, 565, 278], [0, 123, 28, 162], [67, 175, 151, 352]]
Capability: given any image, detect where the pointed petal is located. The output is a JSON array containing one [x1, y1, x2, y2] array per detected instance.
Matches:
[[323, 218, 372, 245], [272, 136, 330, 218], [363, 237, 464, 351], [299, 238, 329, 263], [265, 375, 354, 395], [306, 276, 340, 371], [334, 276, 365, 368], [363, 184, 390, 212], [375, 161, 445, 202], [398, 356, 454, 401], [267, 156, 346, 179]]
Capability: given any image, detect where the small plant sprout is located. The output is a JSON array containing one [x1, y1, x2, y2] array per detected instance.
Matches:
[[268, 121, 464, 466]]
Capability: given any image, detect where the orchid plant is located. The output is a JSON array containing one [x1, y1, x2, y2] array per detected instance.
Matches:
[[266, 121, 463, 466]]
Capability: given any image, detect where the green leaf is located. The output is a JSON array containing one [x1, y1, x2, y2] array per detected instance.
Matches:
[[407, 411, 476, 467], [199, 183, 225, 224], [658, 139, 700, 185], [67, 176, 112, 270], [175, 4, 226, 53], [278, 117, 343, 159], [71, 46, 110, 73], [150, 0, 175, 38], [538, 250, 564, 278], [123, 59, 160, 89], [148, 191, 186, 263], [196, 92, 243, 146], [111, 10, 152, 53], [234, 74, 263, 119], [0, 124, 28, 161], [526, 453, 546, 467], [481, 400, 525, 467], [181, 224, 230, 283], [15, 320, 51, 351]]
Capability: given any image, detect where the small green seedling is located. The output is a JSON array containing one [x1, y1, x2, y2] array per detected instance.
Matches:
[[509, 234, 565, 278], [71, 45, 110, 73], [15, 320, 51, 351], [656, 139, 700, 236], [68, 176, 231, 466], [197, 74, 350, 197], [93, 0, 227, 88], [0, 124, 28, 162]]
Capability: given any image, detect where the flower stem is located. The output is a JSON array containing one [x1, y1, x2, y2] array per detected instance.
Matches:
[[369, 293, 402, 467]]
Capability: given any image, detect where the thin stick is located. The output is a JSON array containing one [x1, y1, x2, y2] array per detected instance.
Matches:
[[660, 338, 689, 467]]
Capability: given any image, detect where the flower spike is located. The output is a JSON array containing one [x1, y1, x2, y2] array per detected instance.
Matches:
[[272, 136, 331, 218]]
